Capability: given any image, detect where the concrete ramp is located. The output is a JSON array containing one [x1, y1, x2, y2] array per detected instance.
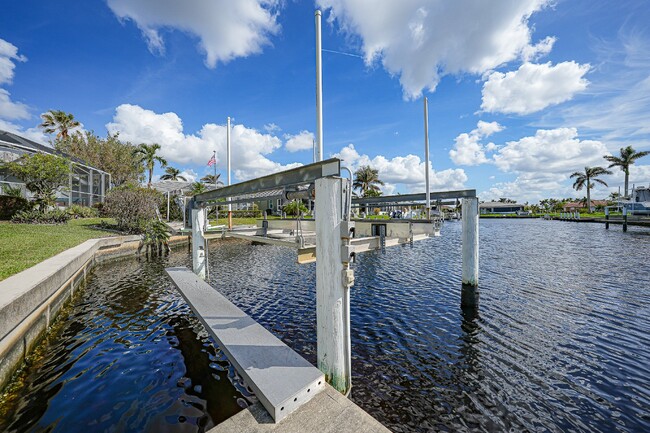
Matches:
[[165, 267, 325, 422]]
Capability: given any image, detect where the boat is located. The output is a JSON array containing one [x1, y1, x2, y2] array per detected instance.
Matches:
[[623, 184, 650, 215]]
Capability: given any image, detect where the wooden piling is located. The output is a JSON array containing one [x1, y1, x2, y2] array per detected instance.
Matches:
[[605, 208, 609, 229], [623, 207, 628, 232]]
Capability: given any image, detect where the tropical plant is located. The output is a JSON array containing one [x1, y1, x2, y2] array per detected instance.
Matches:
[[66, 204, 99, 219], [56, 131, 144, 186], [1, 184, 24, 198], [3, 153, 71, 211], [603, 146, 650, 198], [189, 182, 207, 196], [160, 166, 187, 181], [282, 200, 308, 216], [138, 220, 171, 257], [570, 166, 612, 213], [133, 143, 167, 187], [11, 209, 70, 224], [201, 174, 223, 187], [39, 110, 80, 140], [353, 165, 384, 197]]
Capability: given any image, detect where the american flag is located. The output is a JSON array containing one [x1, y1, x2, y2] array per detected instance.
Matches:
[[207, 155, 216, 166]]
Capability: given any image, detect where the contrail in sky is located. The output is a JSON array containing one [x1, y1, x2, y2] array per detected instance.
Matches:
[[322, 48, 364, 59]]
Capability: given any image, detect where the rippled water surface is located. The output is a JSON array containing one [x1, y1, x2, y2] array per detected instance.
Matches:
[[1, 219, 649, 432]]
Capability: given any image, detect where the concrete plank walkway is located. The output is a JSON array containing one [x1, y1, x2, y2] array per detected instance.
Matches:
[[209, 383, 391, 433]]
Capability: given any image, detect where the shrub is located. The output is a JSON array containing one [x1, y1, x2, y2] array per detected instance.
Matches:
[[67, 204, 99, 219], [0, 195, 32, 220], [3, 153, 71, 211], [11, 209, 71, 224], [104, 185, 162, 233]]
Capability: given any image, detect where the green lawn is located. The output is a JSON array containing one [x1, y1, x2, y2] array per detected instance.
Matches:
[[0, 218, 117, 281]]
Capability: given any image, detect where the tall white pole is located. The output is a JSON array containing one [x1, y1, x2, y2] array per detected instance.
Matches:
[[227, 116, 232, 229], [424, 97, 431, 219], [315, 10, 324, 162]]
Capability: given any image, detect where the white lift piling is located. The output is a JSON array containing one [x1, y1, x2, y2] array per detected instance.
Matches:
[[191, 202, 207, 280], [461, 197, 479, 307], [315, 176, 352, 394]]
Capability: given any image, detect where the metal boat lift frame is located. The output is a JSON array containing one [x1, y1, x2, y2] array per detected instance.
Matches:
[[185, 158, 479, 398]]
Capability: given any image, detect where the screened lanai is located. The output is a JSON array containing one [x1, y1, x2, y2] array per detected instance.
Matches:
[[0, 129, 110, 206]]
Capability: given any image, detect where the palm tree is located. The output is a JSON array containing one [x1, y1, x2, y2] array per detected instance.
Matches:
[[201, 174, 223, 187], [160, 166, 186, 181], [570, 166, 612, 213], [133, 143, 167, 187], [189, 182, 207, 196], [39, 110, 80, 140], [353, 165, 384, 197], [603, 146, 650, 198]]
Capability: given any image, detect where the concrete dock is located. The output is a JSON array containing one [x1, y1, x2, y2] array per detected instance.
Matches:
[[209, 383, 391, 433]]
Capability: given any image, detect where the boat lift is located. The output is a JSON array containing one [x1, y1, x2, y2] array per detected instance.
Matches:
[[181, 158, 479, 397]]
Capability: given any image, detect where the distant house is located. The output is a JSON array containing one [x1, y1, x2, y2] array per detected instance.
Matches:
[[479, 202, 525, 214], [0, 129, 110, 206], [563, 200, 608, 212]]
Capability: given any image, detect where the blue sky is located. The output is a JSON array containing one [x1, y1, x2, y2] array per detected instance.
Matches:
[[1, 0, 649, 203]]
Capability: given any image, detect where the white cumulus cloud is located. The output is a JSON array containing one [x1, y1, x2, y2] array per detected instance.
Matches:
[[317, 0, 553, 99], [334, 143, 467, 194], [0, 89, 29, 120], [106, 0, 280, 67], [449, 121, 503, 165], [106, 104, 301, 181], [493, 127, 608, 174], [0, 39, 27, 85], [481, 61, 590, 115], [284, 130, 315, 152]]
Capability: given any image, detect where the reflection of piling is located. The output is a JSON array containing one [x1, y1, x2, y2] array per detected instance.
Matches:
[[461, 284, 479, 308], [605, 208, 609, 230], [623, 207, 628, 232]]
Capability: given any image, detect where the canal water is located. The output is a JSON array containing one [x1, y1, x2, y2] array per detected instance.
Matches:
[[0, 219, 648, 432]]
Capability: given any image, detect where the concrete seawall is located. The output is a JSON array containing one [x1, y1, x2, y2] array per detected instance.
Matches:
[[0, 234, 189, 390]]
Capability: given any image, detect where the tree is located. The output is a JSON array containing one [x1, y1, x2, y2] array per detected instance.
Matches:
[[570, 166, 612, 213], [133, 143, 167, 187], [201, 174, 223, 187], [55, 131, 144, 187], [39, 110, 80, 140], [353, 165, 384, 197], [189, 182, 207, 196], [3, 153, 71, 211], [160, 167, 187, 181], [603, 146, 650, 198]]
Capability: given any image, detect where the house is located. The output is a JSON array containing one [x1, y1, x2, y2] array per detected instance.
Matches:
[[0, 129, 110, 206], [562, 200, 608, 212], [479, 202, 525, 214]]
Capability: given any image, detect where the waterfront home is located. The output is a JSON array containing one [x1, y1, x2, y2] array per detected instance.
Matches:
[[479, 201, 525, 214], [562, 200, 608, 212]]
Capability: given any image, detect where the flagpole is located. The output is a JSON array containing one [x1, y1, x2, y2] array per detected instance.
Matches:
[[213, 150, 217, 189], [227, 116, 232, 229]]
